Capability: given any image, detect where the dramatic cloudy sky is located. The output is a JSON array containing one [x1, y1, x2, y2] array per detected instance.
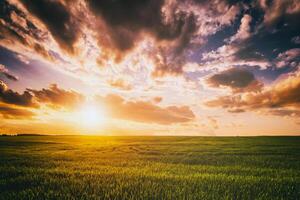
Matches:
[[0, 0, 299, 135]]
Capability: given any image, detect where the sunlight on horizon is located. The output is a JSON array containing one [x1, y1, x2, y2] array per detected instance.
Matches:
[[76, 103, 107, 132]]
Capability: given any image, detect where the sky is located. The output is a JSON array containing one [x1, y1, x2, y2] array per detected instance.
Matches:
[[0, 0, 300, 136]]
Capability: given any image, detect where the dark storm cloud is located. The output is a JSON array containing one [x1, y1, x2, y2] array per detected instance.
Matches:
[[0, 80, 37, 107], [87, 0, 199, 75], [151, 14, 198, 77], [0, 0, 54, 60], [0, 0, 39, 36], [87, 0, 196, 51], [20, 0, 80, 53], [259, 0, 300, 28], [87, 0, 163, 50], [0, 0, 30, 45], [27, 84, 84, 110], [207, 68, 263, 92]]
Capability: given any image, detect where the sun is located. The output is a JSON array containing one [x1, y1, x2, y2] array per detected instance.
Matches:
[[78, 104, 106, 128]]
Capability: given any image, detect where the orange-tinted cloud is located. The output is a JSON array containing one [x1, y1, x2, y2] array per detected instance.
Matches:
[[27, 84, 84, 110], [108, 79, 132, 91], [267, 109, 300, 117], [0, 104, 35, 119], [0, 80, 37, 107], [153, 97, 163, 103], [205, 71, 300, 117], [0, 81, 85, 110], [98, 94, 195, 125], [0, 82, 85, 119]]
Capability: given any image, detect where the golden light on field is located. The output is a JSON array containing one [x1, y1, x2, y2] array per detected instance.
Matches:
[[1, 0, 300, 136]]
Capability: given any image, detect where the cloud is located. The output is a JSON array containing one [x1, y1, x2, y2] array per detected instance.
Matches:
[[199, 0, 299, 74], [27, 84, 84, 110], [149, 0, 241, 76], [1, 0, 243, 79], [278, 48, 300, 61], [98, 94, 195, 125], [0, 104, 35, 119], [108, 79, 132, 91], [0, 80, 37, 107], [229, 14, 252, 42], [261, 0, 300, 27], [0, 0, 54, 61], [275, 48, 300, 68], [153, 96, 163, 103], [86, 0, 241, 76], [228, 108, 245, 113], [205, 71, 300, 117], [20, 0, 80, 54], [201, 13, 271, 71], [291, 36, 300, 44], [0, 82, 84, 118], [87, 0, 196, 51], [150, 49, 186, 77], [267, 109, 300, 117], [87, 0, 200, 76], [0, 0, 299, 134], [0, 64, 18, 81], [0, 81, 194, 124], [206, 68, 263, 93]]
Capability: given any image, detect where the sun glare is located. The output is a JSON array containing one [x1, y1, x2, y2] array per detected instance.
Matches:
[[78, 104, 106, 128]]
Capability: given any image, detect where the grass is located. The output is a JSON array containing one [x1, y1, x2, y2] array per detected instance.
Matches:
[[0, 136, 299, 199]]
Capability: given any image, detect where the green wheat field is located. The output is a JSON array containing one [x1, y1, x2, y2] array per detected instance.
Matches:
[[0, 136, 299, 199]]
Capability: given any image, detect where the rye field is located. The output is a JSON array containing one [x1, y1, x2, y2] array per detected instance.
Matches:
[[0, 136, 299, 200]]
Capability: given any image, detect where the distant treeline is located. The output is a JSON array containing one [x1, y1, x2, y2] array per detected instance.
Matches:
[[0, 134, 46, 136]]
